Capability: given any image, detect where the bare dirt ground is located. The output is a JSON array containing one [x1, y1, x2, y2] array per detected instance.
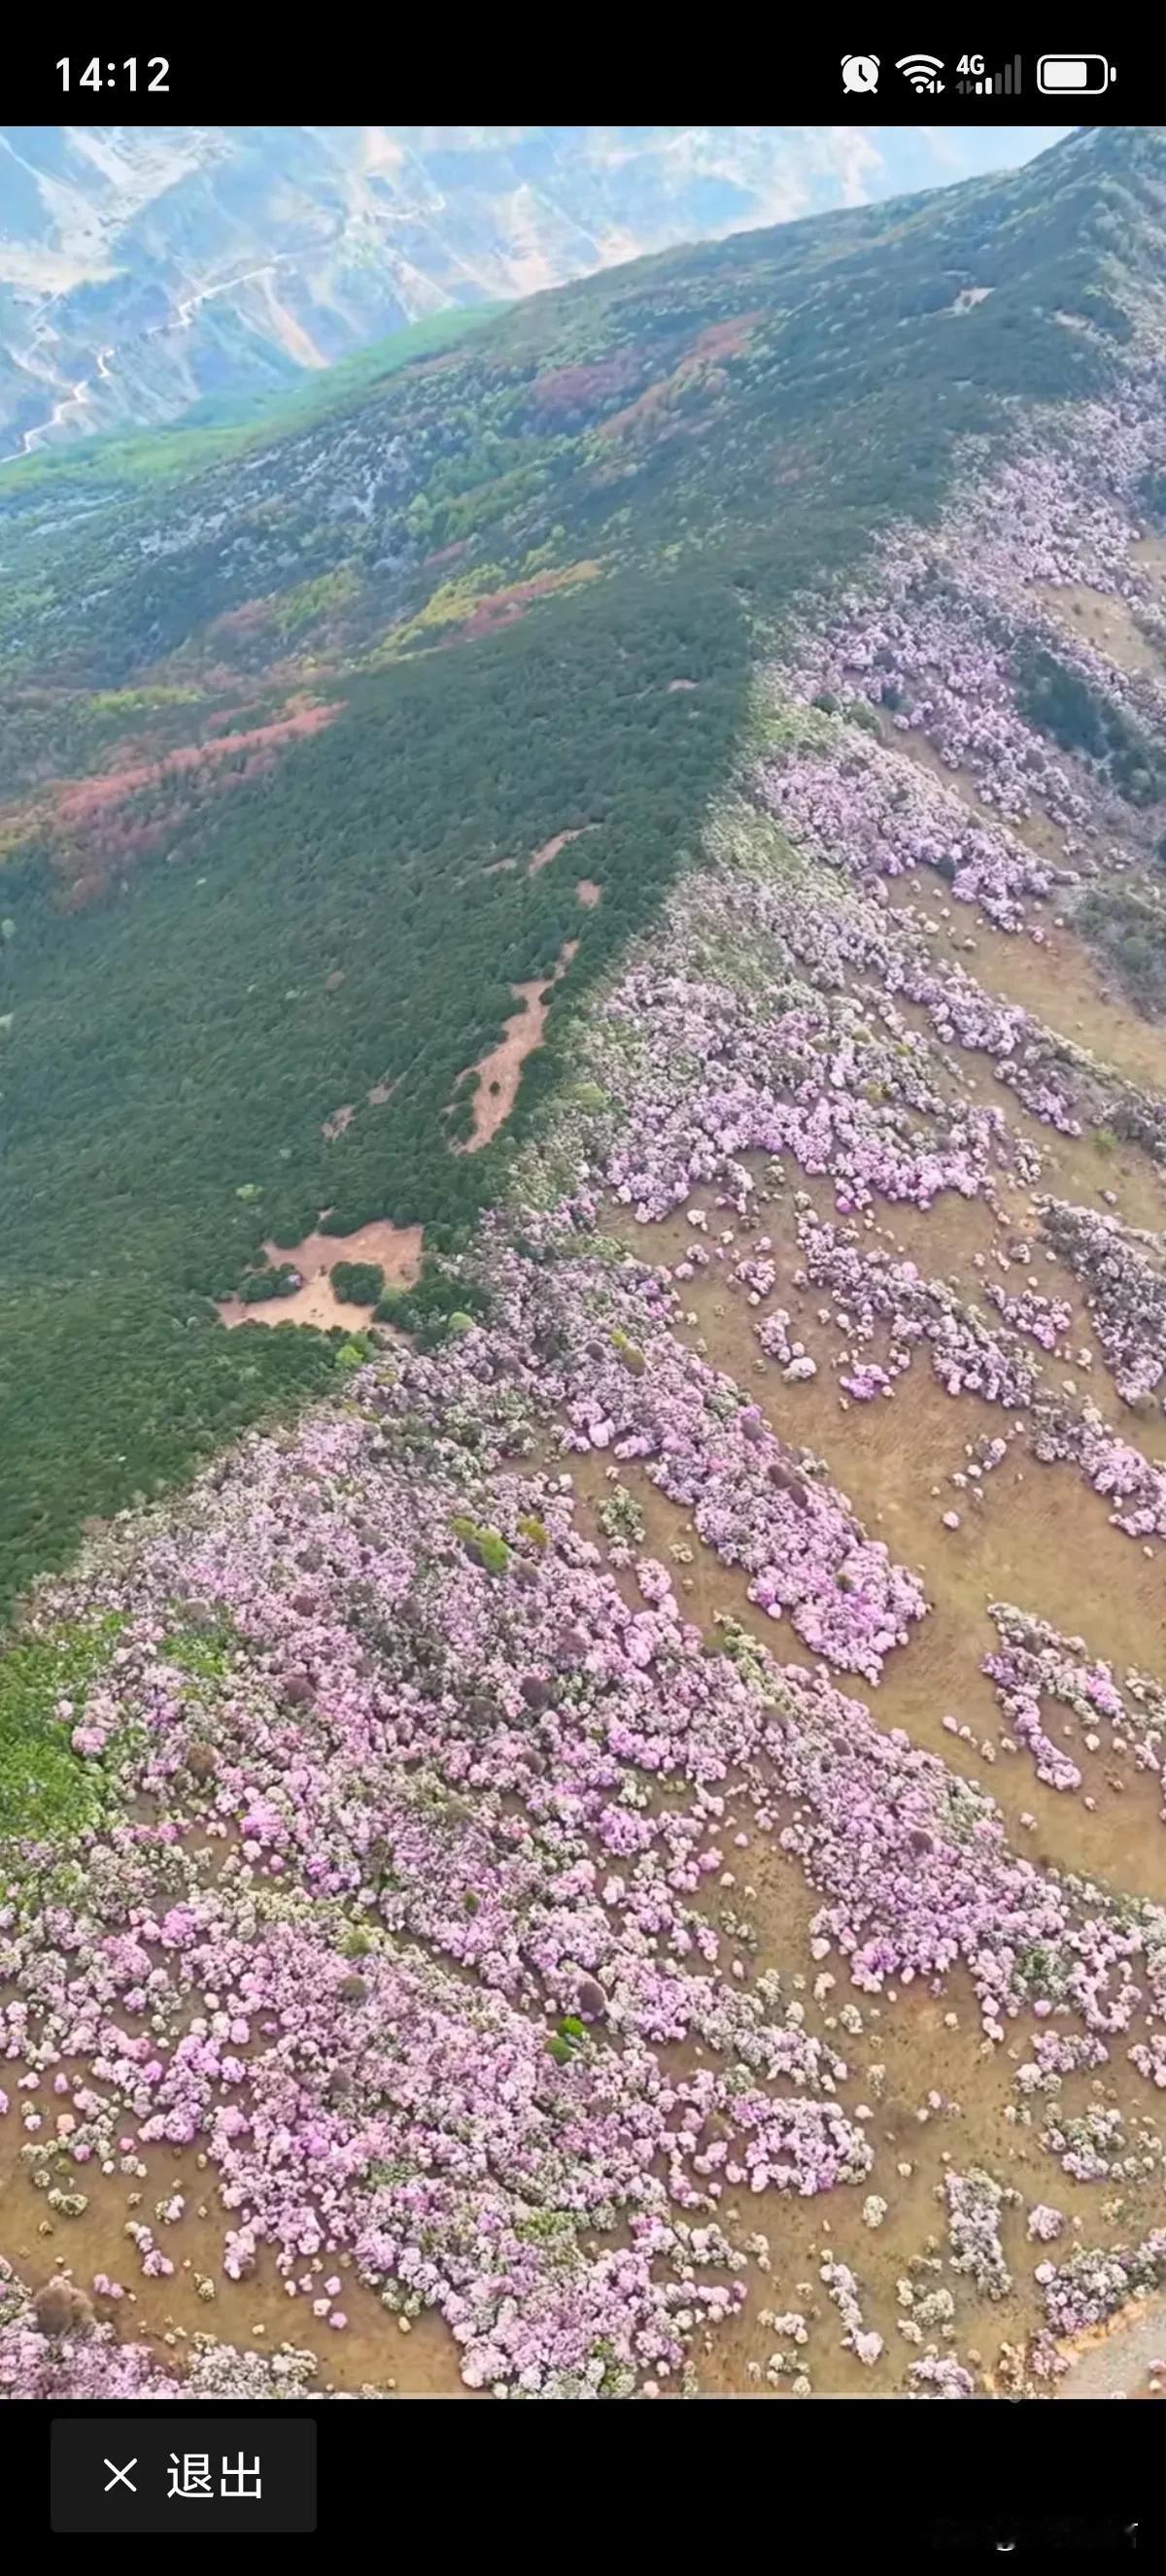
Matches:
[[1129, 534, 1166, 597], [321, 1103, 356, 1142], [1054, 2295, 1166, 2398], [215, 1218, 423, 1331], [529, 827, 590, 876], [456, 938, 578, 1150], [1032, 579, 1164, 680]]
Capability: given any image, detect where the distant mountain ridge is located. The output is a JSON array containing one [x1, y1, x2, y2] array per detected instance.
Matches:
[[0, 122, 1060, 458]]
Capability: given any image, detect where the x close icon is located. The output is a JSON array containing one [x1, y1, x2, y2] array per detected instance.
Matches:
[[103, 2458, 138, 2492]]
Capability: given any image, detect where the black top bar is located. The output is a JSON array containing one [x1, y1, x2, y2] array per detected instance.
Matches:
[[2, 40, 1142, 124]]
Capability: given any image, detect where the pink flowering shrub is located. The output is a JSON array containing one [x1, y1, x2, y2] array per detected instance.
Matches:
[[758, 730, 1061, 930], [1039, 2229, 1166, 2338], [944, 2167, 1012, 2300], [1041, 1199, 1166, 1413], [5, 378, 1166, 2406], [908, 2352, 975, 2397], [984, 1602, 1165, 1812]]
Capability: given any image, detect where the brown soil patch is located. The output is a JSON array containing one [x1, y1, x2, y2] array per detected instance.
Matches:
[[576, 878, 601, 908], [454, 939, 578, 1152], [324, 1078, 399, 1142], [1033, 580, 1163, 679], [215, 1219, 423, 1332], [321, 1104, 356, 1142], [530, 828, 589, 876]]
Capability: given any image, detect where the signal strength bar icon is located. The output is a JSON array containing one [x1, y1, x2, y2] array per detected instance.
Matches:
[[956, 54, 1023, 95]]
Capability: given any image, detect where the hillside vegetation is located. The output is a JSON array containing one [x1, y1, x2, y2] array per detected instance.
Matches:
[[7, 124, 1166, 2413], [0, 125, 1162, 1613]]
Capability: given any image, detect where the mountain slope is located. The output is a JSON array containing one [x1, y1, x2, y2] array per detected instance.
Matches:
[[5, 125, 1166, 2410], [0, 125, 1163, 1615], [0, 122, 1061, 457]]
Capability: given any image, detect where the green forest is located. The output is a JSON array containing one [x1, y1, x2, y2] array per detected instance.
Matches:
[[0, 126, 1160, 1614]]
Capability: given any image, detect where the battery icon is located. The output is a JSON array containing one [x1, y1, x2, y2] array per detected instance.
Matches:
[[1037, 53, 1115, 92]]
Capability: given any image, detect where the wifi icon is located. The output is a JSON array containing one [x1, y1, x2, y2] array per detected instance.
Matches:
[[896, 51, 945, 91]]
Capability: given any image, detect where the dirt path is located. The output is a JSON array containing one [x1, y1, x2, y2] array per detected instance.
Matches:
[[1055, 2295, 1166, 2397], [455, 937, 578, 1149]]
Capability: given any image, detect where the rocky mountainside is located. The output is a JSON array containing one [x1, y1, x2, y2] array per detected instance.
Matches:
[[0, 122, 1057, 457]]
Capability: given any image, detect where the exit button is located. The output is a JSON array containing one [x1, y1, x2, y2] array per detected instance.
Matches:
[[51, 2418, 317, 2532]]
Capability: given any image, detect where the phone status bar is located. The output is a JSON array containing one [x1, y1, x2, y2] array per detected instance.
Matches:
[[0, 38, 1139, 123], [837, 49, 1117, 110]]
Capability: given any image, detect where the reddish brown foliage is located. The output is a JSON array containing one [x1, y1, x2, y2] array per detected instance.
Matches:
[[207, 598, 274, 639], [41, 700, 339, 907], [598, 312, 763, 442], [525, 351, 646, 424], [54, 702, 336, 827], [452, 573, 564, 644], [687, 313, 764, 364]]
